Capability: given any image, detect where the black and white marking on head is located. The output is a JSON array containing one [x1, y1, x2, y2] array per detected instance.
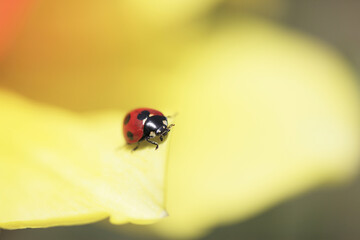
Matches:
[[142, 114, 168, 138], [156, 125, 167, 134]]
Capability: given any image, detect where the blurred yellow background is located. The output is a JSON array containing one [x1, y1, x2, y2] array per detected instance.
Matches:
[[0, 0, 360, 239]]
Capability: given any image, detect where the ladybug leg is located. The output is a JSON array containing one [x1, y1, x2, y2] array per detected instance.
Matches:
[[145, 137, 159, 150], [132, 142, 140, 151], [160, 130, 169, 141]]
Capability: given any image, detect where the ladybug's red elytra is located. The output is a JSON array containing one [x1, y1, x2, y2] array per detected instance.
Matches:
[[123, 108, 174, 151]]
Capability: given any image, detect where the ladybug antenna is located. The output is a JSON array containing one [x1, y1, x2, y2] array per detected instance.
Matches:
[[166, 113, 179, 119], [160, 124, 175, 140]]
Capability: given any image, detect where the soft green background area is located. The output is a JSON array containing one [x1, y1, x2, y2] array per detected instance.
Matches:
[[2, 0, 360, 239]]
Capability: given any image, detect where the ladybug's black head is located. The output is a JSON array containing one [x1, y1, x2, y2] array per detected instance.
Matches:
[[143, 115, 174, 140]]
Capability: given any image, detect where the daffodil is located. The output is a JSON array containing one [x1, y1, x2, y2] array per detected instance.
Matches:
[[0, 0, 359, 239]]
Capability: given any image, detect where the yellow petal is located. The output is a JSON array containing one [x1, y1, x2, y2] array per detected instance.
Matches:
[[0, 90, 170, 229], [138, 18, 359, 238], [2, 1, 360, 237]]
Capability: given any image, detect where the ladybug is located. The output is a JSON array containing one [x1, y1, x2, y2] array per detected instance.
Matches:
[[123, 108, 175, 151]]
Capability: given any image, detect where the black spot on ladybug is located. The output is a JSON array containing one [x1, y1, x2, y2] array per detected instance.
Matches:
[[127, 131, 134, 140], [124, 114, 131, 125], [137, 110, 150, 120]]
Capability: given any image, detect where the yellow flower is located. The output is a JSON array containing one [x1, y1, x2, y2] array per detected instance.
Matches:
[[145, 18, 360, 238], [1, 0, 359, 239], [0, 89, 171, 229]]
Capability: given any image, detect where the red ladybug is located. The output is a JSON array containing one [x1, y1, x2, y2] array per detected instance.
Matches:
[[123, 108, 174, 151]]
